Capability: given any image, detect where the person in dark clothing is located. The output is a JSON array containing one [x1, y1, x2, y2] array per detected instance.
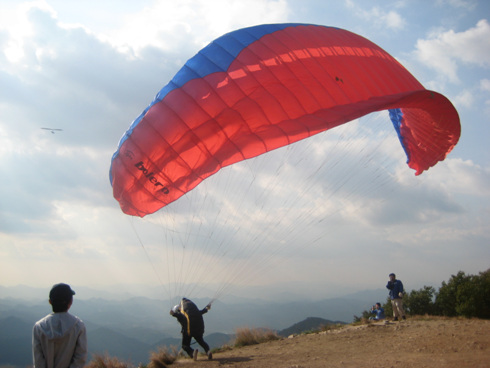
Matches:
[[170, 298, 212, 360]]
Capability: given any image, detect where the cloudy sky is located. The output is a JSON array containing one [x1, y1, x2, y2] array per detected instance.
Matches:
[[1, 0, 489, 302]]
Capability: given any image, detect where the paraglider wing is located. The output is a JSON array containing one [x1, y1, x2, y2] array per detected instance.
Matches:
[[110, 23, 460, 217]]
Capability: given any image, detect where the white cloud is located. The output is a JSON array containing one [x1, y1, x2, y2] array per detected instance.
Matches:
[[384, 10, 405, 29], [430, 158, 490, 196], [345, 4, 406, 30], [449, 78, 490, 111], [453, 89, 474, 108], [481, 79, 490, 91], [2, 0, 290, 62], [98, 0, 289, 57], [414, 19, 490, 83], [0, 1, 60, 62]]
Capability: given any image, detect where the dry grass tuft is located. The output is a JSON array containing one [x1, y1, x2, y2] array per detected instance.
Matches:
[[352, 317, 370, 326], [320, 323, 345, 332], [85, 353, 131, 368], [148, 346, 179, 368], [234, 327, 280, 347], [211, 343, 234, 354]]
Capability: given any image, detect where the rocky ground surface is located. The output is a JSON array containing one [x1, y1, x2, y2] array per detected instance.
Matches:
[[173, 317, 490, 368]]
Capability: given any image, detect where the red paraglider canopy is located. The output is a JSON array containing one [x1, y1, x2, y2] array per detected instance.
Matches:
[[110, 24, 460, 217]]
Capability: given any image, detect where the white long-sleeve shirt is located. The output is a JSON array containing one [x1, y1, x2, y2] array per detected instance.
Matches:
[[32, 312, 87, 368]]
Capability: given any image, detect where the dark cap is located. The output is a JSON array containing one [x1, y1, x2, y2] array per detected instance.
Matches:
[[389, 273, 396, 277], [49, 283, 75, 303]]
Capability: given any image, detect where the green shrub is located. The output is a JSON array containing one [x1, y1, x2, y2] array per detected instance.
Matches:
[[434, 271, 468, 316], [405, 286, 436, 315], [435, 269, 490, 318]]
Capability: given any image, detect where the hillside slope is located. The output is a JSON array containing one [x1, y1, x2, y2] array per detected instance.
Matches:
[[172, 317, 490, 368]]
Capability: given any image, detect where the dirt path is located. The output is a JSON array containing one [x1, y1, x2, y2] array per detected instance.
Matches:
[[174, 317, 490, 367]]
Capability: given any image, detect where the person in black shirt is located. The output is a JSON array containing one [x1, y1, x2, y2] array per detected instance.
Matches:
[[170, 298, 212, 360]]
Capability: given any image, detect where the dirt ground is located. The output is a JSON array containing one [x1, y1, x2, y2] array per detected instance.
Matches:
[[174, 317, 490, 368]]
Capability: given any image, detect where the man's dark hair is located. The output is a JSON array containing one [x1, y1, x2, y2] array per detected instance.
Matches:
[[49, 283, 75, 313]]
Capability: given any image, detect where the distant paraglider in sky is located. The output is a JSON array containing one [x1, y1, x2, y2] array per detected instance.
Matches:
[[110, 23, 460, 218], [41, 127, 63, 134], [109, 23, 461, 302]]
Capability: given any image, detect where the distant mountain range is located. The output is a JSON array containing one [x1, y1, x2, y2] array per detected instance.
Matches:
[[0, 287, 387, 367]]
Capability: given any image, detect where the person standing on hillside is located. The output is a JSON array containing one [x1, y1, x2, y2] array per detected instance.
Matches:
[[170, 297, 212, 361], [386, 273, 406, 321], [32, 283, 87, 368]]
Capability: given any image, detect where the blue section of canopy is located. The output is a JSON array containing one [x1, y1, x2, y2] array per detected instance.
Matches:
[[156, 23, 296, 101], [389, 108, 409, 163]]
